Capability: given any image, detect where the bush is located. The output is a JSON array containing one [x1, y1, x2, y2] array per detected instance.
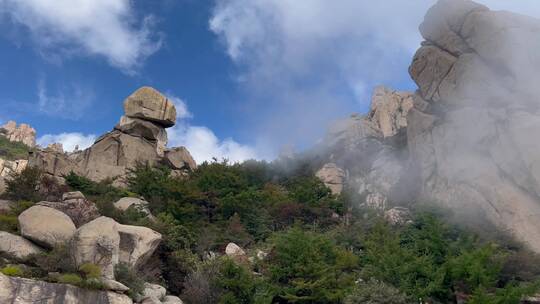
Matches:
[[79, 263, 101, 280], [265, 228, 359, 303], [0, 135, 32, 161], [10, 200, 35, 216], [5, 167, 43, 202], [163, 249, 199, 295], [0, 214, 18, 233], [1, 265, 24, 277], [29, 244, 77, 273], [182, 260, 222, 304], [215, 258, 259, 304], [114, 263, 145, 298], [344, 279, 409, 304], [57, 273, 83, 285]]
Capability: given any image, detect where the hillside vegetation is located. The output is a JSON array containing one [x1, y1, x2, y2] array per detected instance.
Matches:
[[2, 159, 540, 303], [0, 135, 33, 161]]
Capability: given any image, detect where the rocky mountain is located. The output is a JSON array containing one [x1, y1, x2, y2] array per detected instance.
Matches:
[[317, 0, 540, 254], [28, 86, 196, 185], [0, 121, 36, 147]]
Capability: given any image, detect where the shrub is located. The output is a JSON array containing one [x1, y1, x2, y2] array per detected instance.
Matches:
[[344, 279, 409, 304], [0, 135, 32, 161], [29, 244, 77, 273], [215, 258, 259, 304], [182, 260, 222, 304], [79, 263, 101, 280], [10, 200, 35, 216], [1, 265, 24, 277], [163, 249, 199, 295], [114, 263, 145, 298], [266, 228, 359, 303], [57, 273, 83, 285], [0, 214, 18, 233], [5, 167, 43, 202]]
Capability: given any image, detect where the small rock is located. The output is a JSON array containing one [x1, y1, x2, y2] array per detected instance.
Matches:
[[0, 231, 43, 260], [143, 282, 167, 301], [163, 295, 184, 304], [62, 191, 85, 201], [103, 279, 130, 292], [18, 205, 76, 248], [384, 207, 412, 226], [225, 242, 246, 257], [113, 197, 154, 219]]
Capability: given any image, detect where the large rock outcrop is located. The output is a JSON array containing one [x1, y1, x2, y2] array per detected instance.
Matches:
[[18, 205, 77, 248], [0, 231, 43, 260], [28, 86, 196, 185], [0, 272, 132, 304], [37, 191, 100, 227], [407, 0, 540, 252], [0, 120, 36, 147], [319, 0, 540, 253]]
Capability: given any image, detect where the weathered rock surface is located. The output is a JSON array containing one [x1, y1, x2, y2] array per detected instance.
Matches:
[[406, 0, 540, 252], [384, 207, 412, 226], [0, 231, 43, 260], [318, 0, 540, 253], [0, 272, 132, 304], [28, 86, 196, 186], [162, 295, 184, 304], [124, 87, 176, 127], [72, 217, 120, 280], [114, 197, 152, 217], [0, 120, 36, 147], [19, 206, 76, 248], [316, 163, 346, 195], [142, 282, 166, 302], [37, 191, 100, 227], [164, 147, 197, 171], [0, 158, 28, 194], [71, 216, 161, 280]]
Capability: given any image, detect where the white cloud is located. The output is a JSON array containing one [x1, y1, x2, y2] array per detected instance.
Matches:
[[168, 124, 258, 164], [0, 0, 161, 72], [166, 94, 192, 120], [37, 80, 94, 120], [209, 0, 540, 156], [166, 93, 258, 164], [37, 132, 96, 152]]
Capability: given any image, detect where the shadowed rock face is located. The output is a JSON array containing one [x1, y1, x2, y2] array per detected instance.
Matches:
[[28, 86, 196, 185]]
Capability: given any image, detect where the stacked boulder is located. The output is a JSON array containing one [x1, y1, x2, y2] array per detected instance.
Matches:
[[28, 87, 196, 185]]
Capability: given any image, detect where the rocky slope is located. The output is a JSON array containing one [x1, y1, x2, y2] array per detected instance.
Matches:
[[317, 0, 540, 253]]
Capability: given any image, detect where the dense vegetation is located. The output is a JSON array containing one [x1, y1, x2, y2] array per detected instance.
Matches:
[[0, 134, 33, 161], [2, 159, 540, 303]]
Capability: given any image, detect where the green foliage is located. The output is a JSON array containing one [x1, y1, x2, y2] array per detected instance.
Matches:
[[114, 263, 145, 298], [0, 135, 32, 161], [57, 273, 83, 285], [1, 265, 24, 276], [215, 258, 259, 304], [344, 279, 409, 304], [79, 263, 101, 280], [10, 200, 35, 216], [28, 244, 77, 274], [265, 228, 359, 303], [5, 167, 43, 202], [0, 214, 18, 233], [163, 249, 199, 295]]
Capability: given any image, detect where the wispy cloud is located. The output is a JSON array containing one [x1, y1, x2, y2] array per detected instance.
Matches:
[[37, 132, 96, 152], [0, 0, 162, 73], [37, 79, 94, 120]]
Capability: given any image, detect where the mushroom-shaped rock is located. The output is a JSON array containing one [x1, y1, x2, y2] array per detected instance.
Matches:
[[164, 147, 197, 171], [19, 206, 76, 248], [0, 231, 43, 260], [71, 217, 120, 280], [37, 192, 100, 227], [124, 87, 177, 127], [117, 224, 162, 269]]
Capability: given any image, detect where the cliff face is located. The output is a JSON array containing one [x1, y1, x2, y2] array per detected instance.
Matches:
[[319, 0, 540, 253]]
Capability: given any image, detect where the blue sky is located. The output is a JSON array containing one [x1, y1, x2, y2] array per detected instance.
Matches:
[[0, 0, 539, 163]]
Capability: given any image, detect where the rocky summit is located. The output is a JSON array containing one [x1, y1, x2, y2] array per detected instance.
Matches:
[[28, 86, 196, 185], [316, 0, 540, 254]]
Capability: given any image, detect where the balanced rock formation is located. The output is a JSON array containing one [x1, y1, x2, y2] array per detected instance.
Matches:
[[0, 120, 36, 147], [0, 272, 132, 304], [28, 86, 196, 185]]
